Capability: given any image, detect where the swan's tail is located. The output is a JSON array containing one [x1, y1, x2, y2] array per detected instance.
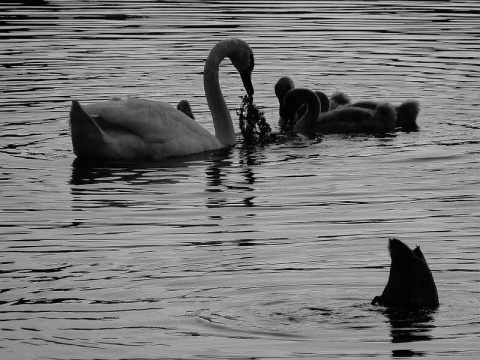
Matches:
[[70, 100, 109, 158], [395, 100, 420, 132], [375, 103, 397, 132]]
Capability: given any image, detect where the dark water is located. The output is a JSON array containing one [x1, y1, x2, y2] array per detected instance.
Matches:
[[1, 1, 479, 359]]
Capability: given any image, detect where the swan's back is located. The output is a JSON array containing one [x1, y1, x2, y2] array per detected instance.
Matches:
[[70, 98, 221, 160]]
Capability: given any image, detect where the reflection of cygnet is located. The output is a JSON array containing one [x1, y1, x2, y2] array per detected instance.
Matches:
[[372, 238, 439, 309]]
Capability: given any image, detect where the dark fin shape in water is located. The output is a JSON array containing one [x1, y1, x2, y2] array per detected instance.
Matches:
[[372, 238, 439, 309]]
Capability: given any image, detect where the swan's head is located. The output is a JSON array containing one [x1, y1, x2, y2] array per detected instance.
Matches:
[[226, 38, 255, 97], [284, 88, 321, 132], [205, 38, 255, 97]]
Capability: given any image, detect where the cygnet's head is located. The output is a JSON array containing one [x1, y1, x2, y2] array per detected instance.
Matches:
[[177, 100, 195, 120], [275, 76, 295, 124], [330, 91, 351, 110], [396, 100, 420, 132], [275, 76, 295, 101]]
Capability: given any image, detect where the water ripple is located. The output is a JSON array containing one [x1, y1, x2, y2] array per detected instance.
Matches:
[[1, 1, 480, 359]]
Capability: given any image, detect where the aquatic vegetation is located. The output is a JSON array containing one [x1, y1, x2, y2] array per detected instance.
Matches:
[[237, 94, 273, 145]]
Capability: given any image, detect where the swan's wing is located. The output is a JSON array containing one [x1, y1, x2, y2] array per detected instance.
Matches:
[[81, 98, 213, 144]]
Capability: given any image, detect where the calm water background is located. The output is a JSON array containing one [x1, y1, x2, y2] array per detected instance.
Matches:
[[1, 1, 479, 359]]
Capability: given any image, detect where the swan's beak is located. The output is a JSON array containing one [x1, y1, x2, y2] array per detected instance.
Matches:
[[241, 70, 254, 97]]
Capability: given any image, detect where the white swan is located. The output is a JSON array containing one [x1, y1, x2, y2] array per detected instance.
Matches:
[[69, 38, 255, 160], [285, 88, 397, 134]]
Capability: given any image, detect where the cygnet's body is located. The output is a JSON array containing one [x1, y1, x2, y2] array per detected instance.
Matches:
[[352, 100, 420, 132], [284, 88, 397, 134]]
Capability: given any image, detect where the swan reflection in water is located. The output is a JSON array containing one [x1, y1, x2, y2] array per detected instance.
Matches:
[[381, 307, 437, 357], [69, 143, 261, 210], [205, 145, 262, 209], [70, 157, 188, 186]]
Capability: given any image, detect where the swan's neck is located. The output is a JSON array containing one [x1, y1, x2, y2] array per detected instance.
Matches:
[[292, 92, 321, 133], [203, 43, 237, 147]]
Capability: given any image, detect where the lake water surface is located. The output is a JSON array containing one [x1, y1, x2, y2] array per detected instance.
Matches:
[[1, 1, 479, 359]]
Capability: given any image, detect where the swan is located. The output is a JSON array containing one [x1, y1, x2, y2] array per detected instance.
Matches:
[[371, 238, 439, 308], [176, 100, 195, 120], [69, 38, 255, 160], [284, 88, 397, 134]]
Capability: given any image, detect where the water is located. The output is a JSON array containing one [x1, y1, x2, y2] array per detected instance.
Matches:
[[1, 1, 479, 359]]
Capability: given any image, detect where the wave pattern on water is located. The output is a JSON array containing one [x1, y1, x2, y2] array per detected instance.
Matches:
[[1, 1, 480, 359]]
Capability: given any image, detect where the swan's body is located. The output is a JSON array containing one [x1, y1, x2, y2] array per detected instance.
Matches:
[[69, 38, 255, 160], [372, 238, 439, 309], [285, 88, 397, 134]]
